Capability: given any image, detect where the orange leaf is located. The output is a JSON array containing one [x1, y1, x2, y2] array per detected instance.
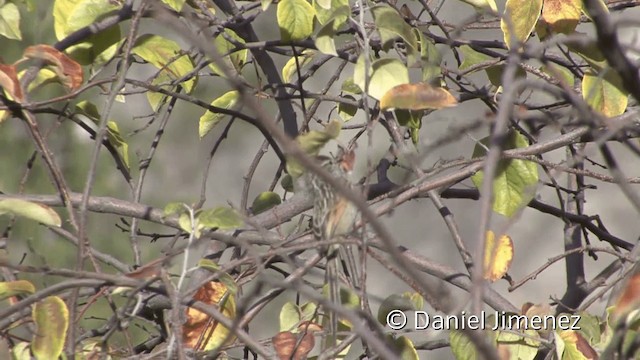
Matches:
[[380, 82, 457, 111], [24, 45, 83, 91], [0, 64, 23, 101], [612, 273, 640, 320], [182, 280, 236, 351], [483, 231, 514, 282], [272, 331, 315, 360]]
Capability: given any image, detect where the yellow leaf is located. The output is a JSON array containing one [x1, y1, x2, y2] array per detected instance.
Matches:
[[501, 0, 542, 49], [582, 70, 628, 118], [380, 82, 457, 111], [540, 0, 581, 34], [483, 231, 514, 282]]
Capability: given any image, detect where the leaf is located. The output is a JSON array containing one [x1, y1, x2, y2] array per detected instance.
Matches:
[[482, 231, 514, 282], [416, 31, 441, 81], [209, 29, 248, 76], [0, 2, 21, 40], [354, 56, 409, 100], [133, 34, 196, 109], [281, 174, 294, 192], [371, 4, 418, 53], [272, 331, 316, 360], [457, 0, 497, 13], [277, 0, 315, 42], [341, 77, 362, 94], [0, 199, 62, 227], [315, 19, 338, 56], [338, 95, 358, 121], [380, 82, 457, 111], [32, 296, 69, 360], [279, 301, 319, 332], [450, 330, 482, 360], [282, 50, 315, 83], [24, 45, 84, 91], [539, 0, 581, 35], [12, 342, 31, 360], [567, 34, 608, 72], [471, 131, 539, 218], [0, 280, 36, 301], [314, 0, 348, 26], [377, 292, 424, 325], [251, 191, 282, 215], [541, 63, 574, 87], [197, 259, 238, 295], [75, 100, 130, 170], [558, 330, 598, 360], [459, 45, 526, 87], [388, 335, 419, 360], [22, 68, 59, 93], [495, 329, 539, 360], [182, 281, 237, 351], [199, 90, 240, 138], [0, 63, 23, 101], [163, 202, 185, 216], [162, 0, 186, 11], [197, 207, 244, 230], [53, 0, 121, 65], [501, 0, 542, 49], [582, 70, 628, 118], [612, 273, 640, 323]]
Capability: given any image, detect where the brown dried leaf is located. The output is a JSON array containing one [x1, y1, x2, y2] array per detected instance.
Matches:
[[380, 82, 457, 111], [182, 280, 237, 351], [272, 331, 315, 360], [0, 64, 23, 101], [613, 273, 640, 320], [24, 45, 83, 91]]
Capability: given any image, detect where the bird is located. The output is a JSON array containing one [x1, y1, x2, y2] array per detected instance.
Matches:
[[307, 144, 359, 350]]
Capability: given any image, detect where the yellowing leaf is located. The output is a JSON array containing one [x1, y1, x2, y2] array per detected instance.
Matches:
[[483, 231, 514, 282], [501, 0, 542, 49], [133, 34, 196, 109], [182, 281, 237, 351], [209, 29, 248, 76], [471, 131, 539, 218], [0, 2, 22, 40], [24, 45, 84, 91], [277, 0, 315, 42], [161, 0, 186, 11], [314, 0, 348, 25], [371, 4, 418, 53], [315, 19, 338, 56], [354, 57, 409, 100], [199, 90, 240, 138], [458, 0, 497, 13], [282, 50, 315, 83], [286, 119, 342, 179], [582, 70, 628, 118], [540, 0, 581, 34], [0, 199, 62, 227], [32, 296, 69, 360], [380, 83, 457, 111], [0, 280, 36, 301]]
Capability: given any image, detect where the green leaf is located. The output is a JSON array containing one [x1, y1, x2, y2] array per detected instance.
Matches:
[[75, 101, 130, 170], [199, 90, 240, 138], [282, 50, 315, 83], [582, 70, 628, 118], [471, 131, 539, 218], [388, 335, 419, 360], [567, 35, 608, 72], [0, 2, 21, 40], [457, 0, 498, 12], [371, 4, 418, 52], [314, 19, 338, 56], [377, 292, 423, 325], [53, 0, 121, 64], [314, 0, 349, 26], [161, 0, 185, 11], [354, 57, 409, 100], [197, 207, 244, 230], [285, 119, 342, 179], [341, 77, 362, 94], [163, 202, 185, 216], [133, 34, 196, 109], [416, 31, 441, 81], [251, 191, 282, 215], [32, 296, 69, 360], [501, 0, 542, 49], [541, 63, 574, 87], [277, 0, 315, 42], [12, 342, 31, 360], [281, 174, 294, 192], [209, 29, 248, 76], [0, 280, 36, 301], [0, 199, 62, 227], [338, 95, 358, 121]]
